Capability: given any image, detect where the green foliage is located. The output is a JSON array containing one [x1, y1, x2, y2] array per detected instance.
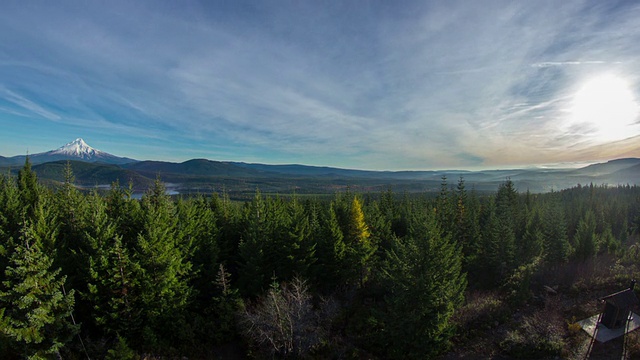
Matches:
[[311, 201, 347, 293], [503, 257, 542, 305], [17, 157, 40, 218], [1, 164, 640, 358], [210, 265, 243, 343], [542, 198, 571, 264], [343, 196, 377, 287], [87, 228, 141, 339], [135, 178, 192, 349], [0, 173, 23, 282], [379, 209, 466, 359], [238, 190, 270, 296], [519, 208, 544, 264], [573, 210, 597, 261], [105, 180, 142, 248], [105, 335, 139, 360], [0, 230, 77, 358], [482, 199, 516, 285]]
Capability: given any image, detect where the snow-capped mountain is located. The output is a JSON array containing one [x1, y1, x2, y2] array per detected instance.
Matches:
[[1, 138, 138, 166], [49, 138, 103, 159]]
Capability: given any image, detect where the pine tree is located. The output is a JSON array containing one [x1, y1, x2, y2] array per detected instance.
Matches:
[[573, 210, 596, 261], [84, 192, 141, 339], [135, 178, 192, 349], [345, 196, 376, 287], [597, 223, 619, 254], [366, 200, 393, 259], [0, 174, 23, 283], [88, 234, 141, 340], [480, 201, 511, 285], [542, 199, 570, 264], [178, 196, 219, 310], [17, 156, 40, 218], [207, 264, 243, 343], [53, 163, 91, 303], [312, 201, 347, 293], [380, 209, 466, 359], [238, 190, 269, 296], [0, 218, 78, 358], [436, 176, 454, 237], [494, 179, 518, 270], [520, 207, 544, 262], [105, 180, 142, 250], [284, 197, 316, 280], [262, 196, 292, 281], [210, 190, 242, 277]]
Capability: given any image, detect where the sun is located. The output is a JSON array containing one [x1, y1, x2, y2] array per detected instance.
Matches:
[[569, 74, 639, 142]]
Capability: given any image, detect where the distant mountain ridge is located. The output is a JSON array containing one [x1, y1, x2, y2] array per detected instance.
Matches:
[[0, 138, 137, 166], [1, 139, 639, 195]]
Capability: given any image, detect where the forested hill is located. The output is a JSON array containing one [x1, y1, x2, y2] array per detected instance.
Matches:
[[1, 160, 640, 358], [1, 157, 639, 195]]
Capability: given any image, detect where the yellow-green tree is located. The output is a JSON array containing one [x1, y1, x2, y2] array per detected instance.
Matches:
[[345, 196, 376, 287]]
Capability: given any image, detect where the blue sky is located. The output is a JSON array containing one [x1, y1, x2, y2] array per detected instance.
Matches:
[[1, 0, 639, 170]]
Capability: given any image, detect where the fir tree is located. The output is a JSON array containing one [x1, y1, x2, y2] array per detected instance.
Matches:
[[105, 180, 142, 250], [436, 176, 454, 236], [573, 210, 596, 261], [207, 264, 243, 343], [542, 199, 570, 264], [520, 207, 544, 263], [0, 219, 78, 358], [177, 196, 219, 310], [283, 197, 316, 281], [312, 201, 347, 293], [85, 192, 141, 339], [53, 163, 91, 303], [380, 209, 466, 359], [345, 196, 376, 287], [135, 178, 192, 349], [0, 174, 23, 282], [17, 156, 40, 218], [238, 190, 269, 296]]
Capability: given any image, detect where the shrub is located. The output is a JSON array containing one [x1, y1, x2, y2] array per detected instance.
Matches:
[[106, 335, 139, 360], [453, 291, 508, 335], [238, 277, 336, 358], [500, 312, 564, 359]]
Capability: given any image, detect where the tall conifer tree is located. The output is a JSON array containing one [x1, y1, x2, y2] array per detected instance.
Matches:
[[135, 178, 192, 348], [381, 209, 466, 359], [0, 209, 77, 358]]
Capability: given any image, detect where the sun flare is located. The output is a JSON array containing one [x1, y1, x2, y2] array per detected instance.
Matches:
[[570, 74, 639, 142]]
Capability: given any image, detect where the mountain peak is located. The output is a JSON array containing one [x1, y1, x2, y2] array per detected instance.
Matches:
[[0, 138, 137, 166], [53, 138, 100, 157]]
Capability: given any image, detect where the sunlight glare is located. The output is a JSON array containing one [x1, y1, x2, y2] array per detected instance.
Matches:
[[570, 74, 639, 142]]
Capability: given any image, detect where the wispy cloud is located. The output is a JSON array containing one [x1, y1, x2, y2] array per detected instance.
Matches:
[[0, 88, 61, 121], [0, 0, 639, 169], [531, 61, 606, 68]]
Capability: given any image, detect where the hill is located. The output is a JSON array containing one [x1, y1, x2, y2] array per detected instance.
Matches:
[[1, 139, 639, 195]]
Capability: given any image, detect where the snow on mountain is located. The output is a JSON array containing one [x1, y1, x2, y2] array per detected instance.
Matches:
[[49, 138, 103, 159], [2, 138, 138, 165]]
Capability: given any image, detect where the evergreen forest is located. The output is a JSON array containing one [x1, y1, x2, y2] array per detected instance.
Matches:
[[2, 159, 640, 359]]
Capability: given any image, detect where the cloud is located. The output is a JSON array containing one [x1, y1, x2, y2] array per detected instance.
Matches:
[[0, 88, 61, 121], [1, 0, 640, 169], [531, 61, 605, 68]]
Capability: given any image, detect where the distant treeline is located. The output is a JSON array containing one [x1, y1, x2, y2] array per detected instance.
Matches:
[[0, 159, 639, 359]]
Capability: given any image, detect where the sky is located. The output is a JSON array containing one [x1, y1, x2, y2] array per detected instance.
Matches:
[[1, 0, 640, 171]]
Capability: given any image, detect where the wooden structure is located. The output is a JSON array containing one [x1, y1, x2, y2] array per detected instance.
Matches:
[[600, 281, 639, 329], [581, 281, 640, 358]]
